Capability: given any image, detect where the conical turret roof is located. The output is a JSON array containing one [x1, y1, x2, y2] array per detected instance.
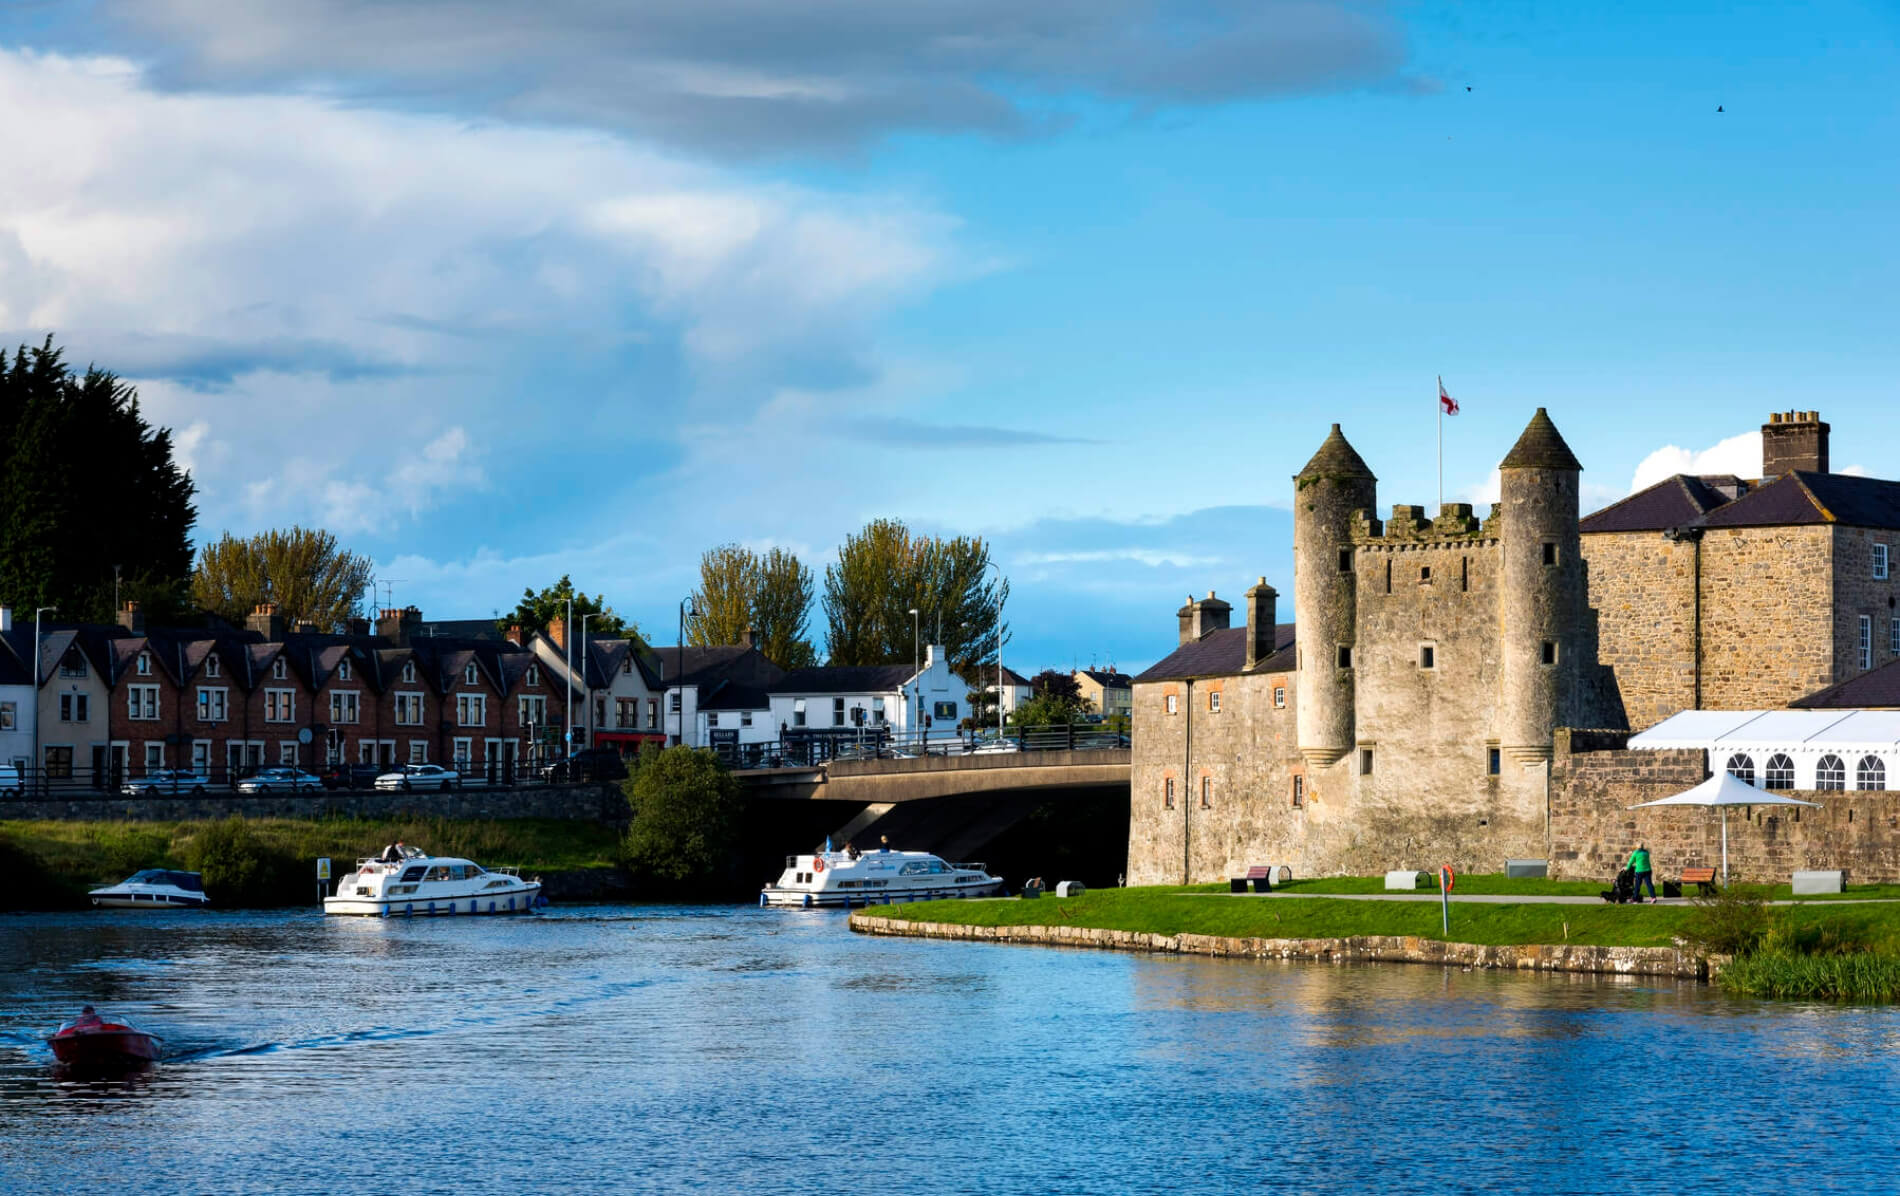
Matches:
[[1499, 408, 1582, 471], [1296, 424, 1376, 481]]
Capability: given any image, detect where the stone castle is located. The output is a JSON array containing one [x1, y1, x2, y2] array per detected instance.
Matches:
[[1129, 407, 1900, 883]]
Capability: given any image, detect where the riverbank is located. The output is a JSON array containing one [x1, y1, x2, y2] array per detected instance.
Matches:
[[0, 816, 625, 910]]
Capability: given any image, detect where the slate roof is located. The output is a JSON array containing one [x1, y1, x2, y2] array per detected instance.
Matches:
[[644, 645, 784, 710], [1702, 471, 1900, 530], [1791, 660, 1900, 709], [1079, 669, 1135, 690], [1133, 623, 1298, 683], [0, 628, 30, 686], [1499, 408, 1583, 471], [1580, 474, 1739, 534], [415, 618, 504, 641], [771, 664, 917, 696], [1296, 425, 1375, 480]]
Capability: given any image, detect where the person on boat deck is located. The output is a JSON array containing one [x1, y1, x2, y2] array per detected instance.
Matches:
[[879, 835, 890, 852], [379, 841, 404, 863], [844, 842, 860, 861], [72, 1005, 102, 1029]]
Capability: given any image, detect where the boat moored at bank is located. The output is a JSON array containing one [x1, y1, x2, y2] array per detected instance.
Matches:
[[323, 846, 543, 917], [761, 849, 1004, 908], [89, 870, 210, 909]]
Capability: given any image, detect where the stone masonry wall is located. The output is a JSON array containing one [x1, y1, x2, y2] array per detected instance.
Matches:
[[1698, 525, 1835, 710], [1832, 526, 1900, 683], [0, 781, 626, 825], [1578, 531, 1698, 731], [1549, 731, 1900, 883]]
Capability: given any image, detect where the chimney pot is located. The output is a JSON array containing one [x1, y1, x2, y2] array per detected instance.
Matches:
[[1761, 409, 1829, 478]]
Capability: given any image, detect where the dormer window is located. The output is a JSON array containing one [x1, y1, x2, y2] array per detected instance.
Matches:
[[622, 656, 632, 674], [136, 653, 152, 676], [337, 659, 352, 681], [464, 662, 478, 685], [526, 665, 539, 687], [402, 661, 416, 683], [272, 658, 287, 680], [205, 654, 221, 678]]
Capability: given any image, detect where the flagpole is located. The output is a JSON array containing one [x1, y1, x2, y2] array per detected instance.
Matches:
[[1437, 376, 1443, 514]]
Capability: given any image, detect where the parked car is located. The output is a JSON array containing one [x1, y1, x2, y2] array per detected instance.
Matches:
[[540, 748, 627, 784], [319, 762, 383, 791], [374, 763, 462, 792], [236, 767, 323, 794], [122, 769, 211, 796], [0, 763, 22, 798]]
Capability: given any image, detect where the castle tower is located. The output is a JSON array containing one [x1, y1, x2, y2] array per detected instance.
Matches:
[[1497, 408, 1582, 763], [1293, 424, 1376, 766]]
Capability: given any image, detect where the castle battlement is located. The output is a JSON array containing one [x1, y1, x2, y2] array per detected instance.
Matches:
[[1349, 502, 1499, 545]]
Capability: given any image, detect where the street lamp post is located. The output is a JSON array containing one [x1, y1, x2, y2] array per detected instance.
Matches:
[[984, 562, 1005, 744], [578, 612, 599, 753], [563, 596, 574, 760], [907, 607, 920, 748], [31, 606, 55, 794], [675, 596, 698, 747]]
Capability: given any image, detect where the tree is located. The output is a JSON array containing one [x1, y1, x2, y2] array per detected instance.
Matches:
[[499, 574, 642, 643], [820, 518, 1008, 674], [1030, 669, 1082, 703], [1013, 670, 1090, 728], [192, 527, 374, 630], [0, 337, 198, 622], [621, 747, 745, 889], [687, 544, 817, 669]]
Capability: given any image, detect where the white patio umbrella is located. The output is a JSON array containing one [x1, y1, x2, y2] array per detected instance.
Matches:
[[1627, 769, 1820, 885]]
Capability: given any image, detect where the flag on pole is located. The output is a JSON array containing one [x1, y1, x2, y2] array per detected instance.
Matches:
[[1439, 376, 1460, 416]]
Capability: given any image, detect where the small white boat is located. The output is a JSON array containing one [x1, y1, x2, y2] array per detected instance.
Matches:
[[89, 870, 210, 909], [323, 846, 543, 917], [760, 849, 1004, 908]]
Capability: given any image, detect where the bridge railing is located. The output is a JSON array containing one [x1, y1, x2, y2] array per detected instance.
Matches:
[[722, 723, 1129, 770]]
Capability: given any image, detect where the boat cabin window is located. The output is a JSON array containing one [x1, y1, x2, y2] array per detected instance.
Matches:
[[425, 866, 451, 881], [401, 866, 428, 883]]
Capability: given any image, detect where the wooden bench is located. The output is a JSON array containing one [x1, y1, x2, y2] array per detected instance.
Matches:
[[1680, 867, 1718, 897]]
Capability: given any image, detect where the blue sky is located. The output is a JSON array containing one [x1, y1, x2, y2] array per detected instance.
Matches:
[[1, 1, 1895, 670]]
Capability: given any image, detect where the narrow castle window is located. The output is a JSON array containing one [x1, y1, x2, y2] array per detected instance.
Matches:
[[1291, 775, 1304, 808], [1418, 644, 1436, 670], [1385, 560, 1392, 594], [1358, 748, 1374, 776], [1419, 566, 1432, 584], [1487, 747, 1501, 776], [1336, 646, 1352, 669], [1164, 778, 1175, 809], [1461, 557, 1469, 592], [1338, 548, 1353, 574], [1540, 641, 1557, 666], [1542, 542, 1558, 566], [1200, 777, 1211, 808]]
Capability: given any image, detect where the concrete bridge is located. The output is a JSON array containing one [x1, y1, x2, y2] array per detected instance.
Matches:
[[738, 748, 1131, 865]]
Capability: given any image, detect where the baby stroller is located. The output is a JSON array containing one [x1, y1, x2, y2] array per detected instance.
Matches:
[[1600, 866, 1637, 904]]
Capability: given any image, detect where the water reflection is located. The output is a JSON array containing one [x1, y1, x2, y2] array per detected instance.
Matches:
[[4, 907, 1900, 1192]]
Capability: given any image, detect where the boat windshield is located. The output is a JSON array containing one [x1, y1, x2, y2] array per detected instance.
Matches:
[[124, 870, 204, 891]]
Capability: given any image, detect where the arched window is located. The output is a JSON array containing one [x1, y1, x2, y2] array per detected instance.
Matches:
[[1725, 754, 1755, 787], [1857, 755, 1887, 792], [1764, 754, 1796, 790], [1816, 755, 1846, 791]]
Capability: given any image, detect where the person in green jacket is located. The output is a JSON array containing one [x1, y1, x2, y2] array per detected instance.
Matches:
[[1628, 844, 1655, 903]]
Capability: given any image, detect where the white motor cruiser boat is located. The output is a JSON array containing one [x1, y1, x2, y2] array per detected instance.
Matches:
[[323, 846, 543, 917], [89, 869, 210, 909], [760, 848, 1004, 908]]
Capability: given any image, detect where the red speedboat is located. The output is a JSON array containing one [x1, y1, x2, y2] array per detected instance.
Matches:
[[48, 1015, 163, 1065]]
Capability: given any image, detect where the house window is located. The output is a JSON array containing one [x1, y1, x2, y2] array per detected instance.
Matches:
[[337, 659, 351, 681], [1540, 641, 1558, 666], [872, 697, 886, 724], [279, 742, 298, 765], [1726, 754, 1755, 787], [594, 696, 606, 727], [136, 653, 152, 676], [1542, 542, 1558, 566], [1164, 778, 1175, 810], [793, 699, 806, 727], [1860, 616, 1873, 671], [409, 741, 428, 764], [197, 688, 229, 722], [622, 656, 633, 675], [1291, 775, 1304, 808], [1876, 544, 1890, 580], [522, 695, 548, 727], [465, 663, 479, 685], [612, 698, 634, 728], [1856, 755, 1886, 792], [452, 738, 473, 767], [396, 693, 424, 725], [330, 691, 360, 724], [741, 711, 753, 728], [205, 654, 221, 679], [401, 661, 417, 683], [265, 689, 295, 723], [44, 745, 73, 777], [1273, 686, 1286, 709], [0, 702, 12, 731], [1891, 617, 1900, 656], [1200, 777, 1211, 809], [647, 698, 659, 729], [59, 653, 87, 678], [1419, 644, 1435, 670], [1816, 755, 1846, 791], [127, 685, 159, 720], [272, 658, 287, 681], [1359, 748, 1374, 775], [143, 742, 164, 772], [707, 712, 719, 729], [457, 694, 487, 727], [523, 665, 539, 687], [670, 692, 682, 713], [1337, 548, 1353, 574], [60, 694, 89, 722], [1165, 694, 1178, 715], [832, 698, 846, 727], [1488, 747, 1501, 776], [1208, 690, 1221, 713], [1764, 754, 1796, 790], [1337, 646, 1353, 669]]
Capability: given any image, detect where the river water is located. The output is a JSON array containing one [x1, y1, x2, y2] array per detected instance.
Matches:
[[2, 905, 1897, 1194]]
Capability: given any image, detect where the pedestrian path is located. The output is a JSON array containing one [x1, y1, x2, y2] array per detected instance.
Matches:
[[1212, 891, 1900, 907]]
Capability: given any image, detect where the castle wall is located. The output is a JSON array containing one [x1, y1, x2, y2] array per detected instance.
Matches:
[[1832, 526, 1900, 682], [1548, 731, 1900, 883], [1698, 526, 1835, 709], [1578, 530, 1699, 731]]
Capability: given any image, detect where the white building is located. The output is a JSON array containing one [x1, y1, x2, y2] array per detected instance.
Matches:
[[768, 644, 971, 754], [527, 627, 666, 759], [0, 609, 36, 772], [650, 642, 785, 757]]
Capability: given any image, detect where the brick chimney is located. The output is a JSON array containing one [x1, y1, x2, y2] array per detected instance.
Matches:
[[246, 602, 284, 641], [546, 617, 569, 652], [504, 622, 525, 646], [117, 600, 145, 635], [1762, 410, 1829, 478], [1244, 578, 1278, 670], [375, 606, 421, 647], [742, 626, 758, 650], [1176, 590, 1233, 645], [345, 617, 371, 637]]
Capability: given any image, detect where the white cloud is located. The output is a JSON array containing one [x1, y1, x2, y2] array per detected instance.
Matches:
[[1629, 430, 1761, 493]]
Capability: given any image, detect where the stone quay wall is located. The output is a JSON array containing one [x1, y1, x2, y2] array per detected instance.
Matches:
[[1549, 730, 1900, 883], [0, 781, 626, 825], [850, 913, 1710, 979]]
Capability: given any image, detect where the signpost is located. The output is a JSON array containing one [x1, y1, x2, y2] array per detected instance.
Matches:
[[1438, 864, 1456, 936], [316, 857, 331, 907]]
